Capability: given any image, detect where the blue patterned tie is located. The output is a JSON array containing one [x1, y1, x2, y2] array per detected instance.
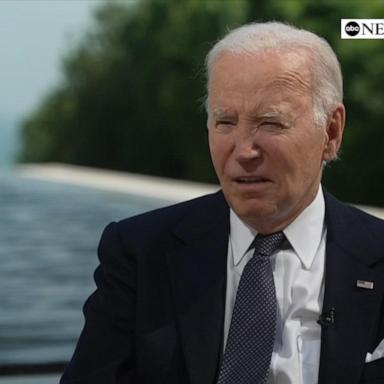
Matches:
[[217, 232, 285, 384]]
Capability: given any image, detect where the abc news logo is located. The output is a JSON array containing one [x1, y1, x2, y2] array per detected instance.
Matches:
[[341, 19, 384, 39]]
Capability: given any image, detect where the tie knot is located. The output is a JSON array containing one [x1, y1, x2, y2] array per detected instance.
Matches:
[[252, 232, 285, 257]]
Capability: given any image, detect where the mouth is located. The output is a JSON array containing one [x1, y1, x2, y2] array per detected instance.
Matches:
[[233, 176, 271, 184]]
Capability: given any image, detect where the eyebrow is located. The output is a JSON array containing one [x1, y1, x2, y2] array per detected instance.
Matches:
[[211, 110, 283, 120], [258, 111, 281, 119], [211, 109, 236, 119]]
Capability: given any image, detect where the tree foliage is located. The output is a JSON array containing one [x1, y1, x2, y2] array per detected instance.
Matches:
[[20, 0, 384, 206]]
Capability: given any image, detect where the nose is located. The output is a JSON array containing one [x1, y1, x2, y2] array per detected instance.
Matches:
[[233, 128, 262, 163]]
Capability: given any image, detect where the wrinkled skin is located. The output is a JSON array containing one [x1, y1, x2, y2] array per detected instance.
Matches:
[[207, 50, 345, 233]]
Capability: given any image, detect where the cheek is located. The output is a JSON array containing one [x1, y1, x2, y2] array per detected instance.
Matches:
[[266, 141, 299, 173], [268, 138, 321, 183], [285, 139, 325, 185], [291, 129, 325, 162], [209, 141, 223, 179], [209, 135, 232, 176]]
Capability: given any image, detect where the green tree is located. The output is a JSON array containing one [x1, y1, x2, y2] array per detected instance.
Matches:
[[21, 0, 248, 181], [20, 0, 384, 206]]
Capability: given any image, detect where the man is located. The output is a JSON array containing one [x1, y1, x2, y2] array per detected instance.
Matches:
[[61, 22, 384, 384]]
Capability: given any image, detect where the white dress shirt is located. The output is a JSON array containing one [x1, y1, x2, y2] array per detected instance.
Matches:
[[224, 187, 326, 384]]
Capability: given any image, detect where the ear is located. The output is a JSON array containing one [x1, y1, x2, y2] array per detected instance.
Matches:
[[322, 103, 345, 162]]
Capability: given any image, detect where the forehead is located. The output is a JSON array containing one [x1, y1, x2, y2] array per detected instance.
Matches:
[[207, 50, 313, 112]]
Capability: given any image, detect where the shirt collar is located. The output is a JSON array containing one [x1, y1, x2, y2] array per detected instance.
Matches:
[[229, 186, 325, 270], [284, 187, 325, 269], [230, 209, 256, 266]]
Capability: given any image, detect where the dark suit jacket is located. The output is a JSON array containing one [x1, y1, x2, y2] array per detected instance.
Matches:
[[61, 190, 384, 384]]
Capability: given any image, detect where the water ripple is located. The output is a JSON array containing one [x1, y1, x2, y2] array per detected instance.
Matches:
[[0, 172, 168, 364]]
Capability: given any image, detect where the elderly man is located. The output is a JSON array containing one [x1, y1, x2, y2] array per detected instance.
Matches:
[[61, 22, 384, 384]]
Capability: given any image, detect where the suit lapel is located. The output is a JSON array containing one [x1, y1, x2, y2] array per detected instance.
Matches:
[[318, 192, 384, 384], [166, 190, 384, 384], [167, 191, 229, 384]]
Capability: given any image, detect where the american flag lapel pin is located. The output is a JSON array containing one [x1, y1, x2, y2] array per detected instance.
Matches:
[[356, 280, 374, 289]]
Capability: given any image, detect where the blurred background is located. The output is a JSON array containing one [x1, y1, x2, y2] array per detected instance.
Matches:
[[1, 0, 384, 382]]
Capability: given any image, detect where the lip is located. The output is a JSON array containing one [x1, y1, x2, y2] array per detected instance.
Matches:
[[231, 175, 273, 192], [232, 175, 272, 183]]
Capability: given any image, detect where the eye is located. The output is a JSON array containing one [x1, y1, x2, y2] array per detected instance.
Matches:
[[259, 121, 286, 131], [215, 120, 236, 132], [261, 121, 281, 127]]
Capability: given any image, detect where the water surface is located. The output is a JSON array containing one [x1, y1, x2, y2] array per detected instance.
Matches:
[[0, 172, 169, 364]]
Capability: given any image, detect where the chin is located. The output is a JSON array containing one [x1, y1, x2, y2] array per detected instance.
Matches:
[[229, 197, 278, 224]]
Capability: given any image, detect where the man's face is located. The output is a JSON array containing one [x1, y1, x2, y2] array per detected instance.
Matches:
[[207, 50, 339, 233]]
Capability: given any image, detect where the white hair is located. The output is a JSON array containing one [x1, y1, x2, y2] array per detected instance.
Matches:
[[205, 21, 343, 127]]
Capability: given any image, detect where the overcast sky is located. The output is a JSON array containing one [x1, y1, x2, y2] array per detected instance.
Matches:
[[0, 0, 103, 123]]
